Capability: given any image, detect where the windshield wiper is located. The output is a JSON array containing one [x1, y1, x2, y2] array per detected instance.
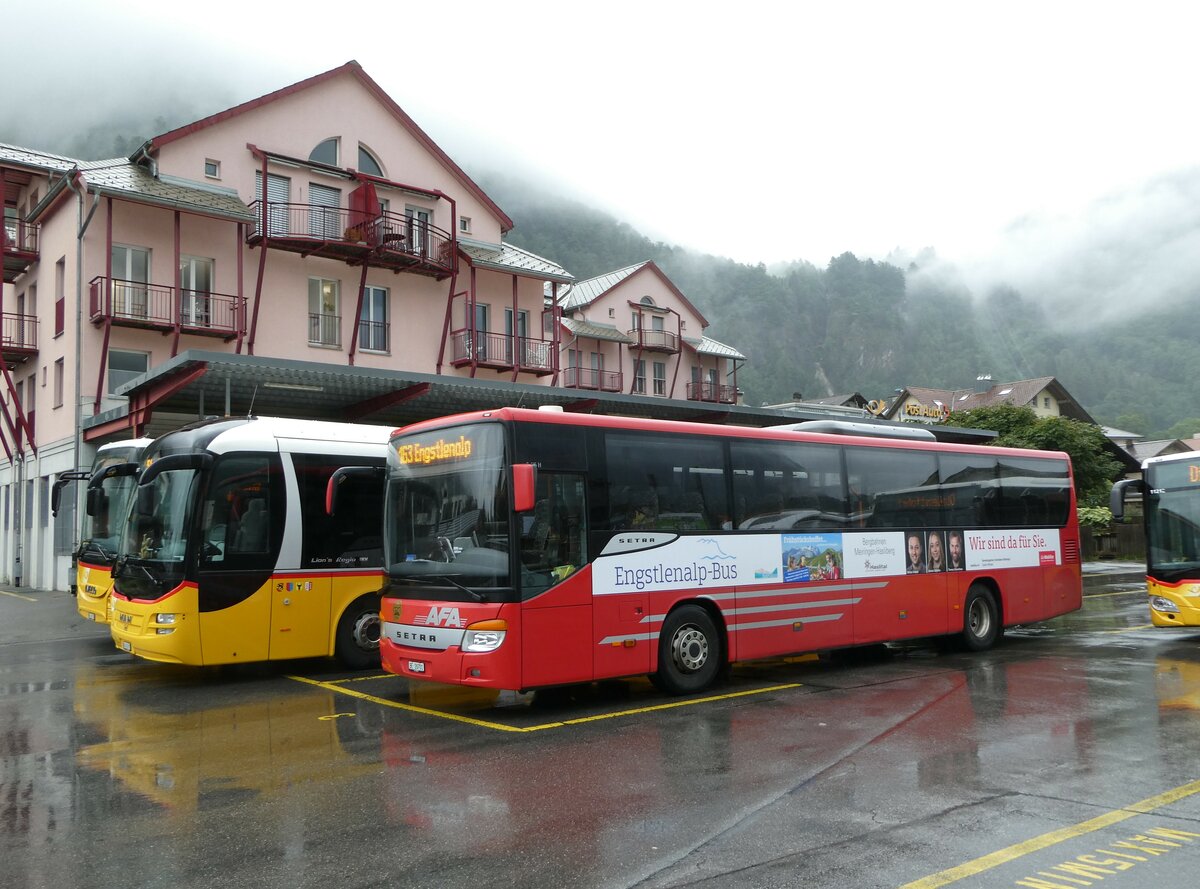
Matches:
[[410, 573, 485, 603], [113, 557, 162, 590], [84, 539, 113, 562]]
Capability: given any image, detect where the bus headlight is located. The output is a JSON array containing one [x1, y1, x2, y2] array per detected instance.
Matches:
[[155, 613, 177, 625], [1150, 596, 1181, 614], [462, 620, 507, 652]]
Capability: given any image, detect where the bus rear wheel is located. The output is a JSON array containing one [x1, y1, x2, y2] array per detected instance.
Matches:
[[653, 605, 721, 695], [961, 584, 1000, 652], [335, 596, 382, 670]]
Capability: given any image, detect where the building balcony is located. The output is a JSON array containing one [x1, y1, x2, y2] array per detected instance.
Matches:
[[247, 202, 455, 279], [627, 327, 679, 353], [89, 277, 244, 340], [3, 219, 38, 283], [1, 313, 37, 364], [562, 366, 622, 392], [449, 330, 555, 375], [687, 380, 737, 404]]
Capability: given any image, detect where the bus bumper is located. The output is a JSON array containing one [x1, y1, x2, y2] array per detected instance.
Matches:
[[110, 587, 201, 664], [1147, 578, 1200, 626]]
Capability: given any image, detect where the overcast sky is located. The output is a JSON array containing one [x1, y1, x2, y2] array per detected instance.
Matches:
[[9, 0, 1200, 273]]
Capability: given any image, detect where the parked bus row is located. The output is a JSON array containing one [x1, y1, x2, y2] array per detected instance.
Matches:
[[74, 409, 1084, 694]]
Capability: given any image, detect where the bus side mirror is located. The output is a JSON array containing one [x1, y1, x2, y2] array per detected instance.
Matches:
[[1110, 478, 1142, 520], [512, 464, 537, 513], [86, 487, 104, 517], [326, 465, 384, 516], [51, 470, 90, 517]]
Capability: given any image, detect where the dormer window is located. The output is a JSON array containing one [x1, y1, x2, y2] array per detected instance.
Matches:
[[357, 144, 383, 177], [309, 138, 339, 166]]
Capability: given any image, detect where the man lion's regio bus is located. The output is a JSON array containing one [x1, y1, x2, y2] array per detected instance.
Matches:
[[52, 438, 153, 623], [378, 408, 1083, 694], [1113, 451, 1200, 626], [109, 417, 390, 667]]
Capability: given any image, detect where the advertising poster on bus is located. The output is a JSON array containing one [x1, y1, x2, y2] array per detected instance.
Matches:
[[781, 534, 843, 583]]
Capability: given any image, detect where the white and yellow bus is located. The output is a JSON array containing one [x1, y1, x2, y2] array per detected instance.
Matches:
[[109, 417, 390, 668], [53, 438, 154, 623]]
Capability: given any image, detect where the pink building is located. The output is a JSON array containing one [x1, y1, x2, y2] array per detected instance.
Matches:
[[1, 62, 748, 591], [557, 261, 744, 403]]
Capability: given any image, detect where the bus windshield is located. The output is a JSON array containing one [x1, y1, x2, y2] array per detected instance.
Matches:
[[82, 472, 138, 563], [1146, 460, 1200, 583], [385, 424, 510, 593], [118, 464, 202, 598]]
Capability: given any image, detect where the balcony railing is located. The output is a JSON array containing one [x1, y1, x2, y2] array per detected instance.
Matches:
[[89, 277, 244, 339], [563, 366, 623, 392], [248, 202, 454, 277], [687, 380, 737, 404], [0, 313, 38, 359], [627, 327, 679, 352], [450, 330, 555, 374], [3, 219, 39, 283], [309, 313, 341, 347], [358, 319, 390, 353]]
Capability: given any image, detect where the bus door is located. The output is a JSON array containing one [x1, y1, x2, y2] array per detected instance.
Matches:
[[517, 471, 594, 686], [195, 454, 283, 664], [847, 448, 950, 643]]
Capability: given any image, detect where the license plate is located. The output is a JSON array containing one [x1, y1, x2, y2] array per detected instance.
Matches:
[[407, 660, 426, 674], [87, 613, 96, 621], [122, 641, 132, 652]]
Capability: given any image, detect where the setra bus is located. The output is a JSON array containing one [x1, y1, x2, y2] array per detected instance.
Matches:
[[109, 416, 391, 668], [52, 438, 153, 622], [1112, 450, 1200, 626], [375, 407, 1083, 694]]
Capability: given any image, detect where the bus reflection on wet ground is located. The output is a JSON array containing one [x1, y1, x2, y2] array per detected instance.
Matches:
[[6, 576, 1200, 888]]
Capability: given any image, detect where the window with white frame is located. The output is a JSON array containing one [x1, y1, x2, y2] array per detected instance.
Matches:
[[633, 359, 646, 394], [406, 206, 432, 256], [179, 256, 214, 327], [309, 138, 339, 166], [108, 349, 149, 395], [204, 159, 220, 179], [110, 245, 150, 318], [360, 285, 388, 352], [459, 216, 471, 233], [357, 144, 383, 177], [653, 361, 667, 396], [308, 278, 340, 347], [54, 359, 64, 408], [308, 183, 342, 239]]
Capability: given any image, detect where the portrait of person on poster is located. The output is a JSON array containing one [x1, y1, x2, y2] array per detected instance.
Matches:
[[906, 531, 926, 574], [947, 529, 966, 571], [927, 530, 946, 572]]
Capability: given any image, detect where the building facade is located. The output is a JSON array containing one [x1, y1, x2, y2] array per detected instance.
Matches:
[[0, 62, 747, 591]]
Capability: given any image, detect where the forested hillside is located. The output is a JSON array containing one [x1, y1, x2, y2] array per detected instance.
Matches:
[[481, 173, 1200, 438]]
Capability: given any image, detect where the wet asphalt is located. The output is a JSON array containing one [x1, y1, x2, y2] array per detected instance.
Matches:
[[4, 563, 1200, 889]]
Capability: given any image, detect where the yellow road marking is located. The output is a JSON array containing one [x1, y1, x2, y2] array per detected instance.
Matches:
[[0, 589, 37, 602], [900, 778, 1200, 888], [287, 674, 801, 733], [1101, 624, 1155, 634]]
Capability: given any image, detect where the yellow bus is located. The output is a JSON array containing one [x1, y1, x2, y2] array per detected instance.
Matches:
[[109, 417, 390, 667], [52, 438, 153, 623]]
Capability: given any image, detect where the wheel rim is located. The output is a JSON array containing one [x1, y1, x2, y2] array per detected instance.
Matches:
[[968, 597, 992, 639], [671, 624, 709, 673], [352, 611, 381, 651]]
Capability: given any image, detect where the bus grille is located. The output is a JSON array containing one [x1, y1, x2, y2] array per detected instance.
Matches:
[[1061, 538, 1080, 563]]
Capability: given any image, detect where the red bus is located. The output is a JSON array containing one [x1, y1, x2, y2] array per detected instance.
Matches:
[[374, 407, 1082, 694]]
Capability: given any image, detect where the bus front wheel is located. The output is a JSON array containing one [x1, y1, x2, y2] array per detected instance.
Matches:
[[336, 596, 382, 670], [653, 605, 721, 695], [961, 584, 1000, 652]]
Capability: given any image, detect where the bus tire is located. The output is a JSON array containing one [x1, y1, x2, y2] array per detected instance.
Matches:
[[335, 596, 382, 670], [961, 584, 1000, 652], [653, 605, 721, 695]]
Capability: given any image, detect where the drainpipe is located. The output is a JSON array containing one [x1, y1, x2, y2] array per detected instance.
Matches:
[[65, 170, 100, 577]]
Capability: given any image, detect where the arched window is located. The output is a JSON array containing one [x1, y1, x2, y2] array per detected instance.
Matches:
[[357, 144, 384, 177], [309, 138, 339, 166], [640, 296, 656, 307]]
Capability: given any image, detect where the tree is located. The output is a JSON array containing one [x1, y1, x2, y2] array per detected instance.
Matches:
[[947, 405, 1122, 507]]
